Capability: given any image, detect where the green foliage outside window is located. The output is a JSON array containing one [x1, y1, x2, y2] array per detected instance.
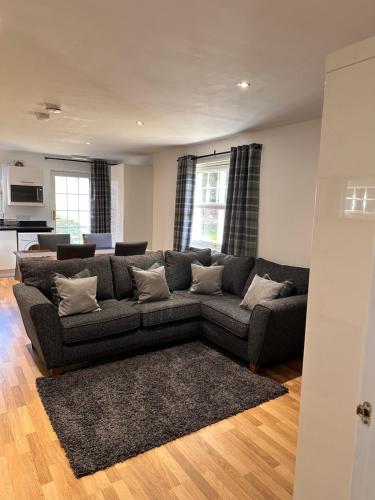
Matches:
[[56, 216, 85, 244]]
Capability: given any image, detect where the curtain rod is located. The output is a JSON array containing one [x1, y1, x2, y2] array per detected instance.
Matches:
[[44, 156, 118, 165], [196, 150, 231, 160], [176, 150, 231, 162]]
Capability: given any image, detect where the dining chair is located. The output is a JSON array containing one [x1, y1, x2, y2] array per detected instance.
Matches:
[[56, 244, 96, 261], [37, 233, 71, 251], [83, 232, 112, 249], [114, 241, 148, 256]]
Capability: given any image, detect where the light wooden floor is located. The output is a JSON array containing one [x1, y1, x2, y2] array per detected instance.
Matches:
[[0, 278, 302, 500]]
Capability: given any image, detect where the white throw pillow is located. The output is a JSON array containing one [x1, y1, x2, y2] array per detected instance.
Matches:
[[240, 274, 284, 311], [131, 265, 171, 303], [55, 276, 101, 317]]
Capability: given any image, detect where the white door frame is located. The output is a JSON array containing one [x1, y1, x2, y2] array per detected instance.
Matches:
[[350, 246, 375, 499]]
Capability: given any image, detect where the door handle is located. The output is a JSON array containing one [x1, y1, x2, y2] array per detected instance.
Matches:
[[357, 401, 372, 425]]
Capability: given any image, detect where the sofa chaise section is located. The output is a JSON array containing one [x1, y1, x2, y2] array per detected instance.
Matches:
[[248, 294, 308, 369]]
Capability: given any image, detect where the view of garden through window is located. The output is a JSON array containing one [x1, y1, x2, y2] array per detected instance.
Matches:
[[54, 174, 91, 243], [191, 162, 229, 251]]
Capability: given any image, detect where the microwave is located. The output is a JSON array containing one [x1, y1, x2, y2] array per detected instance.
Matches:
[[10, 184, 44, 205]]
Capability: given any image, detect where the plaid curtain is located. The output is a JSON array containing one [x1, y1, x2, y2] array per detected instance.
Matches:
[[221, 144, 262, 256], [90, 159, 111, 233], [173, 155, 197, 251]]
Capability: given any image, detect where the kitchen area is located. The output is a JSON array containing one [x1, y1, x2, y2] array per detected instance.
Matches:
[[0, 152, 139, 278], [0, 162, 54, 277]]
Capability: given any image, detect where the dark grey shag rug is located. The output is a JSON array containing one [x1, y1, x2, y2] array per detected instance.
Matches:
[[36, 341, 287, 477]]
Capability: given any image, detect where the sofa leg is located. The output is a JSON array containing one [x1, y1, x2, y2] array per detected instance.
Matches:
[[49, 368, 61, 378], [249, 363, 259, 373]]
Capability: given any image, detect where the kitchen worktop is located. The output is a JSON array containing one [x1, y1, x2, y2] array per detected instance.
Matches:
[[0, 220, 53, 232], [0, 226, 53, 232]]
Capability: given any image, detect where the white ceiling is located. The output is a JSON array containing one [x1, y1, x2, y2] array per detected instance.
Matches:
[[0, 0, 374, 158]]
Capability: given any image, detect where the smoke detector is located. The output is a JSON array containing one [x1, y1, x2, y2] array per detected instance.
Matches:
[[45, 103, 62, 114]]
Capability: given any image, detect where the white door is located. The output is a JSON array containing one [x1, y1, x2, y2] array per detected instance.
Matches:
[[350, 254, 375, 499], [52, 172, 91, 244], [294, 36, 375, 500]]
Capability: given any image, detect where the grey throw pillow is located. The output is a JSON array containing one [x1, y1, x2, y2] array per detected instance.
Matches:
[[240, 274, 284, 311], [128, 262, 164, 300], [190, 264, 224, 295], [110, 251, 165, 300], [263, 273, 296, 298], [54, 276, 101, 317], [50, 269, 91, 306], [131, 265, 171, 303], [165, 249, 211, 290]]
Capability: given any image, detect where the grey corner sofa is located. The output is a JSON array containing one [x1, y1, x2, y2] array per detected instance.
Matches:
[[13, 249, 309, 376]]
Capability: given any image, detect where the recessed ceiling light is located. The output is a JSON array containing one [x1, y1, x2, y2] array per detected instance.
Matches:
[[85, 141, 91, 145], [45, 103, 62, 114], [136, 121, 144, 126], [237, 82, 250, 88]]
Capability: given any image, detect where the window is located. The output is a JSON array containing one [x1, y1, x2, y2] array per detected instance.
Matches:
[[190, 158, 229, 251], [345, 185, 375, 216], [53, 173, 91, 243]]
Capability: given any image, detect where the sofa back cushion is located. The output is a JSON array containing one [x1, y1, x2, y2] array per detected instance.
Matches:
[[165, 249, 211, 290], [20, 255, 114, 301], [241, 257, 309, 297], [211, 253, 255, 296], [110, 251, 164, 300]]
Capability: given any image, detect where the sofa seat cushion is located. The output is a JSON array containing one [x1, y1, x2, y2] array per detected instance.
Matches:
[[173, 289, 214, 303], [133, 294, 201, 328], [61, 299, 140, 344], [200, 294, 251, 339]]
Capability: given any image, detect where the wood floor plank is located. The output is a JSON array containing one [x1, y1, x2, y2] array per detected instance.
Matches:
[[0, 278, 302, 499]]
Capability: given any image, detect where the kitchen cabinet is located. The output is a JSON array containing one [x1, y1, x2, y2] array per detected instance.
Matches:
[[0, 230, 17, 274], [8, 166, 43, 186]]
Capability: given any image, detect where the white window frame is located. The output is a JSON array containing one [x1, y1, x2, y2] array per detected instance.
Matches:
[[190, 155, 230, 251], [51, 170, 91, 243]]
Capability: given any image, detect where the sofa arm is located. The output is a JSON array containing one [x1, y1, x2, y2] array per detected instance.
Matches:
[[13, 283, 63, 368], [248, 294, 308, 366]]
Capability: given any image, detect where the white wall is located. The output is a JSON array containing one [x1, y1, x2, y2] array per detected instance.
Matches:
[[123, 164, 153, 247], [111, 164, 125, 243], [152, 147, 182, 251], [152, 119, 321, 266]]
